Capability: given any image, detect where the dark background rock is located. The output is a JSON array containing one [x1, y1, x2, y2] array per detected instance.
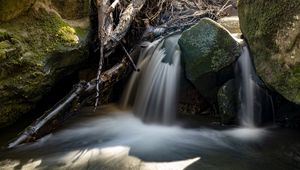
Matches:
[[217, 79, 238, 125]]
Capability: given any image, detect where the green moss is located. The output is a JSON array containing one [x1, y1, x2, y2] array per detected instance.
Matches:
[[0, 8, 79, 61], [58, 26, 79, 44]]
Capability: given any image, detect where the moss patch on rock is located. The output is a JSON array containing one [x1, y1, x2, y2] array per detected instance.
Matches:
[[238, 0, 300, 104]]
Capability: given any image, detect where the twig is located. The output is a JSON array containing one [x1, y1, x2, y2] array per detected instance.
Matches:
[[108, 0, 120, 13], [216, 0, 230, 16], [120, 42, 139, 72]]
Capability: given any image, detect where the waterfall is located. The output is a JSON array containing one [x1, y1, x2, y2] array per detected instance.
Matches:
[[121, 34, 181, 124], [237, 46, 256, 127]]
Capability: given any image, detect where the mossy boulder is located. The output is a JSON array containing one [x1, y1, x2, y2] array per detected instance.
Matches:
[[217, 79, 238, 124], [0, 1, 90, 127], [178, 18, 241, 101], [238, 0, 300, 104]]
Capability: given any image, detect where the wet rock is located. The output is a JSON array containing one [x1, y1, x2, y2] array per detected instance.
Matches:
[[178, 18, 241, 101], [177, 77, 209, 116], [217, 79, 238, 125], [238, 0, 300, 104]]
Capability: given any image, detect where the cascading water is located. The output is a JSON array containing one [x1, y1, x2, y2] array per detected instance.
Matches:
[[121, 34, 181, 124], [237, 46, 256, 127]]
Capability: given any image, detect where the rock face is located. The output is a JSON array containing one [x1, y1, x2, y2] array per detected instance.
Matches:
[[178, 18, 241, 101], [0, 0, 36, 22], [51, 0, 90, 20], [238, 0, 300, 104], [0, 0, 90, 127], [218, 16, 241, 35]]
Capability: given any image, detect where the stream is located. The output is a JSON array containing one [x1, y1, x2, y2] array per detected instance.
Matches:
[[0, 34, 300, 170], [0, 105, 300, 170]]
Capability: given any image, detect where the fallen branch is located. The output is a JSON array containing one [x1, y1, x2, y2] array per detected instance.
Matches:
[[7, 48, 140, 149], [94, 0, 110, 110]]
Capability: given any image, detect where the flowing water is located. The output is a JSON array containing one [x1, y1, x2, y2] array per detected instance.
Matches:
[[1, 106, 300, 170], [237, 46, 256, 127], [121, 34, 181, 124], [0, 35, 300, 170]]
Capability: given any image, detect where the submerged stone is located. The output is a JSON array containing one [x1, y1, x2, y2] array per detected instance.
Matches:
[[178, 18, 241, 101]]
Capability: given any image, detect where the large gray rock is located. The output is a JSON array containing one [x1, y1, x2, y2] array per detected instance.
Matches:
[[238, 0, 300, 104], [178, 18, 241, 101]]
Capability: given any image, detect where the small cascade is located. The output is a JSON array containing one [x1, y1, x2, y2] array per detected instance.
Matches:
[[121, 34, 181, 124], [237, 46, 256, 127]]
